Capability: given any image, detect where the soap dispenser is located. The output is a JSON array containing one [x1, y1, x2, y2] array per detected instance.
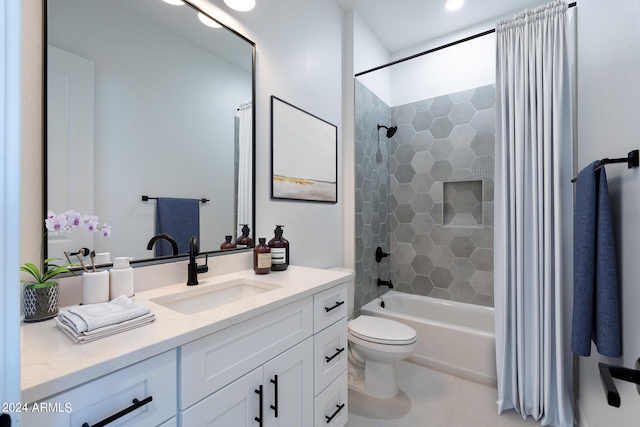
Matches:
[[109, 257, 134, 299], [236, 224, 253, 248], [268, 225, 289, 271], [253, 238, 271, 275], [220, 235, 236, 250]]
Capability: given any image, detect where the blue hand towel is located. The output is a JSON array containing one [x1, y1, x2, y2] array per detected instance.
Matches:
[[571, 162, 621, 357], [155, 197, 200, 256]]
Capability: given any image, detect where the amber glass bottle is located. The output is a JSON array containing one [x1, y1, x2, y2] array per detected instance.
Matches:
[[253, 238, 271, 274], [236, 224, 254, 248], [220, 235, 236, 250], [268, 225, 289, 271]]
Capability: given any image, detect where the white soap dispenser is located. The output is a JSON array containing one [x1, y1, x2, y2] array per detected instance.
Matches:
[[109, 257, 134, 299]]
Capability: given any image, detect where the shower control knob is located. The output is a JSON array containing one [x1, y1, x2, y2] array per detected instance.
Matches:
[[375, 247, 390, 263]]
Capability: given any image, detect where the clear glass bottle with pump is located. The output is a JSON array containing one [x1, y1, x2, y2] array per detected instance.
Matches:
[[268, 225, 289, 271]]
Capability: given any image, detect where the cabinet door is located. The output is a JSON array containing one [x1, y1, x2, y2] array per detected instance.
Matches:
[[181, 367, 262, 427], [263, 338, 314, 427]]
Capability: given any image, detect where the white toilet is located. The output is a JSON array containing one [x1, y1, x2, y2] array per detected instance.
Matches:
[[332, 268, 417, 399]]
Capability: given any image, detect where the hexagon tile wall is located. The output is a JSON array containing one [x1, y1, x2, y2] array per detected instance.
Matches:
[[355, 80, 496, 312]]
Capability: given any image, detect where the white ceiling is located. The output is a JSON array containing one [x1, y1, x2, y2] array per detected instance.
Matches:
[[333, 0, 550, 54]]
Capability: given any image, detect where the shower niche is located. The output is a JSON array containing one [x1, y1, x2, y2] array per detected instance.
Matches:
[[443, 180, 483, 227]]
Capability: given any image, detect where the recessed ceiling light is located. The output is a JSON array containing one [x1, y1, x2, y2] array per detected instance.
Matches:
[[224, 0, 256, 12], [443, 0, 464, 11], [162, 0, 185, 5], [198, 12, 222, 28]]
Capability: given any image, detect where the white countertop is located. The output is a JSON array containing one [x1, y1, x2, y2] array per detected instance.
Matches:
[[21, 265, 352, 403]]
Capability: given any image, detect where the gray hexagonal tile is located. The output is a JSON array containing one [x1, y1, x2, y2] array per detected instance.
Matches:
[[470, 85, 496, 110], [472, 294, 494, 307], [430, 203, 444, 225], [470, 132, 495, 156], [394, 104, 416, 125], [412, 255, 434, 276], [430, 267, 454, 288], [449, 88, 476, 103], [471, 155, 495, 179], [449, 146, 476, 169], [412, 275, 434, 296], [411, 234, 435, 256], [429, 226, 453, 246], [412, 110, 435, 132], [429, 245, 454, 267], [430, 117, 455, 139], [411, 172, 435, 194], [430, 95, 454, 118], [361, 178, 373, 202], [450, 258, 476, 281], [394, 183, 416, 204], [395, 223, 415, 244], [443, 203, 456, 225], [470, 248, 493, 272], [395, 164, 416, 184], [394, 242, 416, 265], [449, 236, 475, 257], [449, 102, 476, 125], [430, 139, 454, 161], [411, 151, 436, 174], [394, 203, 416, 223], [394, 144, 417, 165], [430, 160, 454, 181], [411, 193, 436, 214], [430, 288, 453, 300], [484, 179, 494, 202], [411, 131, 435, 152], [449, 280, 476, 303], [411, 213, 435, 236], [470, 109, 496, 134], [449, 124, 477, 147], [469, 271, 494, 295]]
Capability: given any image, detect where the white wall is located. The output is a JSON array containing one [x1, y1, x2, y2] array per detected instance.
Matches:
[[21, 0, 346, 279], [353, 11, 391, 106], [576, 1, 640, 425]]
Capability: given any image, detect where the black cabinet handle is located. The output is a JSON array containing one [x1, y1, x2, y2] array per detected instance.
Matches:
[[324, 301, 344, 312], [325, 348, 345, 363], [270, 375, 279, 417], [325, 403, 345, 423], [81, 396, 152, 427], [254, 385, 263, 426]]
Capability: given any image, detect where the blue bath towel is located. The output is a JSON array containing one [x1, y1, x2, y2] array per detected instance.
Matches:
[[155, 197, 200, 256], [571, 161, 621, 357]]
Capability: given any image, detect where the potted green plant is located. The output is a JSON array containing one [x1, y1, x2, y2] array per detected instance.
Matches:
[[21, 210, 111, 322]]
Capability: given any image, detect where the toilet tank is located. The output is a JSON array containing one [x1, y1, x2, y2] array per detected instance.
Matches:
[[328, 267, 355, 319]]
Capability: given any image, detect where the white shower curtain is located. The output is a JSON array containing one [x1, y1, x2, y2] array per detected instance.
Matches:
[[237, 102, 253, 231], [494, 2, 574, 426]]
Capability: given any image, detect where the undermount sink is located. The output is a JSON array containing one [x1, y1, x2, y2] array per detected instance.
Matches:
[[150, 278, 281, 315]]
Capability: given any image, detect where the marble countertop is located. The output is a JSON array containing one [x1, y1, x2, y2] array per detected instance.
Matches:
[[21, 265, 352, 403]]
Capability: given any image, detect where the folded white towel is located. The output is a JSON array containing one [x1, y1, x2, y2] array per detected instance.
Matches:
[[58, 295, 150, 333], [55, 312, 155, 344]]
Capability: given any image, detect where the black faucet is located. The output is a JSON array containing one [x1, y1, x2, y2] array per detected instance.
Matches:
[[147, 233, 179, 256], [187, 236, 208, 286]]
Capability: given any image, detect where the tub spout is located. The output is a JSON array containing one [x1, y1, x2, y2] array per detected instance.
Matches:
[[377, 279, 393, 288]]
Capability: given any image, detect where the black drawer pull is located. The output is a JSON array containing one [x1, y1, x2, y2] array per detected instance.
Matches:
[[325, 348, 345, 363], [254, 385, 263, 426], [325, 403, 345, 423], [82, 396, 152, 427], [324, 301, 344, 312], [270, 375, 279, 417]]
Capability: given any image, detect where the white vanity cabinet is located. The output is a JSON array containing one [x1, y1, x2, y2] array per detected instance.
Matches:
[[22, 350, 177, 427], [312, 283, 348, 427]]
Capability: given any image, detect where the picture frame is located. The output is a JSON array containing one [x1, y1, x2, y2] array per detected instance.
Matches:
[[271, 96, 338, 203]]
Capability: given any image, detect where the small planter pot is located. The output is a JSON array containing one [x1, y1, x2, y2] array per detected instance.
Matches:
[[23, 281, 59, 322]]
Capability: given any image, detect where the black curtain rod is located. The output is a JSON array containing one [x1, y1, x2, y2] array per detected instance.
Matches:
[[142, 195, 210, 203], [355, 2, 577, 77]]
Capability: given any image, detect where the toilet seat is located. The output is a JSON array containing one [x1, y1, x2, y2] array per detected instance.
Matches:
[[348, 315, 417, 346]]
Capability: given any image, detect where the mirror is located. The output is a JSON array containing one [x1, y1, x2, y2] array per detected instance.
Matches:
[[45, 0, 255, 265]]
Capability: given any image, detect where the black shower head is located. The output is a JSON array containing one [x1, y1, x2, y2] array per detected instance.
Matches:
[[377, 124, 397, 138]]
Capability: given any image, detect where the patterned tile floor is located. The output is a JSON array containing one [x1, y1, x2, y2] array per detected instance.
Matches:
[[347, 361, 542, 427]]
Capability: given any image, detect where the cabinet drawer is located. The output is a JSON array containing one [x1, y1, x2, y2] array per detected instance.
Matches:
[[313, 317, 347, 396], [313, 371, 348, 427], [313, 284, 347, 333], [23, 350, 177, 427], [180, 297, 313, 409]]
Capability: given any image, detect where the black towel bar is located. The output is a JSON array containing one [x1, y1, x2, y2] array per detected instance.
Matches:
[[571, 150, 639, 183], [598, 359, 640, 407], [142, 195, 209, 203]]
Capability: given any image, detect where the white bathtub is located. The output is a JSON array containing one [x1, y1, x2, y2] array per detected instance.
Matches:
[[360, 290, 497, 386]]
